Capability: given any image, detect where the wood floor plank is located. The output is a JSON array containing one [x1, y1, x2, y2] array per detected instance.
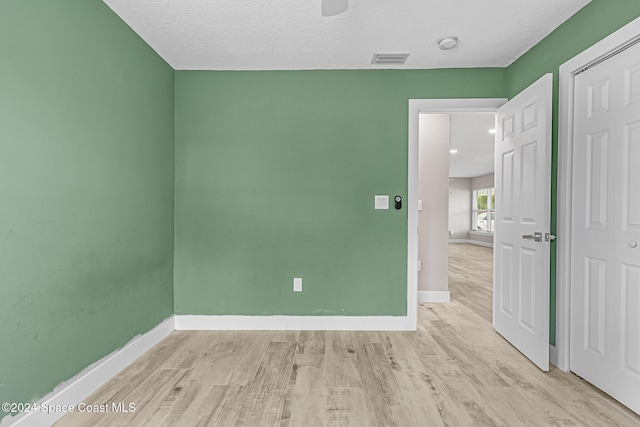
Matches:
[[206, 330, 247, 353], [354, 342, 415, 427], [326, 331, 361, 388], [54, 244, 640, 426], [141, 378, 186, 426], [187, 352, 239, 385], [297, 330, 325, 354], [379, 331, 428, 374], [270, 330, 301, 343], [80, 331, 191, 407], [400, 327, 447, 358], [227, 332, 274, 386], [159, 330, 217, 370], [157, 379, 215, 426], [111, 369, 188, 426], [280, 354, 325, 427], [190, 385, 244, 427], [325, 388, 369, 427], [353, 343, 396, 426], [390, 369, 450, 427], [427, 323, 511, 389], [413, 355, 488, 426], [234, 341, 297, 425]]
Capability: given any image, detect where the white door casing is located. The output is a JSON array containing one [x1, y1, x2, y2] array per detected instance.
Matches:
[[407, 98, 506, 313], [494, 73, 553, 371], [569, 39, 640, 415]]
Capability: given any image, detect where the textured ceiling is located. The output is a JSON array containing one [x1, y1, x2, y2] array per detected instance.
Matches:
[[102, 0, 591, 70]]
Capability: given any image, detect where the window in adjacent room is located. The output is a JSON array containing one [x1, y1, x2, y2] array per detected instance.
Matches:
[[472, 187, 495, 232]]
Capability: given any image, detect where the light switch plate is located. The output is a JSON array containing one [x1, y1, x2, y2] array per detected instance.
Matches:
[[374, 195, 389, 209]]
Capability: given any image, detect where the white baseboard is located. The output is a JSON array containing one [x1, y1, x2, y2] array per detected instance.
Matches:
[[549, 344, 558, 368], [1, 312, 417, 427], [449, 239, 493, 248], [417, 291, 451, 303], [175, 315, 415, 331], [1, 316, 175, 427]]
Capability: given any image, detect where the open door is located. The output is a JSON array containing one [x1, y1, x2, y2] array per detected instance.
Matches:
[[493, 73, 553, 371]]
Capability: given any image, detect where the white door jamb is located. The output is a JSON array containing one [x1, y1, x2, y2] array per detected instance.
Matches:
[[407, 98, 507, 329]]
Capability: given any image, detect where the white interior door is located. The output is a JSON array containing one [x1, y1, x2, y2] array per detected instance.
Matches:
[[494, 73, 553, 371], [570, 40, 640, 414]]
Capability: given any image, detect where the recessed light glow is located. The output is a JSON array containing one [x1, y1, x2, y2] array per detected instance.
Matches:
[[449, 149, 458, 154], [489, 128, 496, 134]]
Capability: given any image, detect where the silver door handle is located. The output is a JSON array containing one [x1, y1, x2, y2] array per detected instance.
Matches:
[[522, 232, 543, 242]]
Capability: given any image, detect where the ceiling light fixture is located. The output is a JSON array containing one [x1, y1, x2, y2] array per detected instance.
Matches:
[[438, 36, 458, 50], [489, 128, 496, 134], [450, 149, 458, 154]]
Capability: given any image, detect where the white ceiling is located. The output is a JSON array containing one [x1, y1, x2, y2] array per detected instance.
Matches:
[[102, 0, 591, 70], [449, 113, 496, 178]]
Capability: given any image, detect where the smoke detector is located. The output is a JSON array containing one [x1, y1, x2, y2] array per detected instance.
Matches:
[[438, 36, 458, 50]]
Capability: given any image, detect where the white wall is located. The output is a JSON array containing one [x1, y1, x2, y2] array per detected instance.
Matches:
[[418, 114, 450, 293], [448, 178, 471, 240], [470, 172, 495, 246], [472, 173, 494, 190]]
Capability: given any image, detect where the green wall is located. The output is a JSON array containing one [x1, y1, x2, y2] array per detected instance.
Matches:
[[0, 0, 175, 417], [174, 69, 506, 316], [506, 0, 640, 345], [4, 0, 639, 418]]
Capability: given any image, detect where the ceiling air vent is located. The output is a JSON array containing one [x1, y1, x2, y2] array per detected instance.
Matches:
[[371, 52, 410, 65]]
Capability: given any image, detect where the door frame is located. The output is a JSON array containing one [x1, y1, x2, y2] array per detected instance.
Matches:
[[407, 98, 507, 329], [556, 16, 640, 372]]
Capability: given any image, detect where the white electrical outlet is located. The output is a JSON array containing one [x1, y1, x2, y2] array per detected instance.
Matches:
[[293, 277, 303, 292]]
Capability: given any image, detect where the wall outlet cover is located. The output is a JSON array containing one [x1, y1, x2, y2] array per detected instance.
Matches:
[[293, 277, 303, 292], [374, 195, 389, 209]]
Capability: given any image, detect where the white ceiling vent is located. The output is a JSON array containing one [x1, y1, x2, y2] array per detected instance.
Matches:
[[371, 52, 410, 65]]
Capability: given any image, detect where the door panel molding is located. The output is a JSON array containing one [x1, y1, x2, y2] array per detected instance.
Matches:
[[493, 73, 552, 371], [557, 16, 640, 375]]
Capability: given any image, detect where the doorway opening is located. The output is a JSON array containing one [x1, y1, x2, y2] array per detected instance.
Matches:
[[408, 100, 505, 319], [447, 112, 497, 322]]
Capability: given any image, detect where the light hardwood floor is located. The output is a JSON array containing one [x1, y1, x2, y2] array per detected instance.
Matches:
[[56, 244, 640, 426]]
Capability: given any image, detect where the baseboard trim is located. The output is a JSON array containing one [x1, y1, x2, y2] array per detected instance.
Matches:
[[417, 291, 451, 303], [175, 315, 415, 331], [549, 344, 558, 368], [1, 316, 175, 427]]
